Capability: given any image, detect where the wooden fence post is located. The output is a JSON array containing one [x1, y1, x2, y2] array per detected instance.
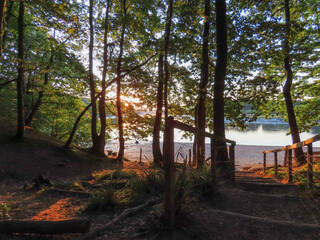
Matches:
[[210, 138, 217, 192], [284, 149, 288, 167], [263, 153, 266, 175], [229, 144, 235, 182], [274, 152, 278, 178], [188, 149, 191, 167], [163, 116, 175, 229], [307, 143, 314, 187], [288, 149, 293, 183], [139, 148, 142, 164]]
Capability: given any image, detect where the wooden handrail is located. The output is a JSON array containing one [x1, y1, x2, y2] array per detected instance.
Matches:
[[262, 133, 320, 186], [263, 134, 320, 154]]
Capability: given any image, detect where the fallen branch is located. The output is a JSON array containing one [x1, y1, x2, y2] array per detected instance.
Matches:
[[47, 188, 92, 198], [73, 197, 162, 240], [0, 219, 90, 235]]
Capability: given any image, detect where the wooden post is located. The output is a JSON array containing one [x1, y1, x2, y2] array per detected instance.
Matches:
[[274, 152, 278, 178], [139, 148, 142, 164], [288, 149, 293, 183], [307, 143, 313, 187], [210, 138, 217, 192], [284, 149, 288, 167], [188, 149, 191, 167], [163, 116, 175, 230], [263, 152, 266, 175], [229, 144, 235, 182]]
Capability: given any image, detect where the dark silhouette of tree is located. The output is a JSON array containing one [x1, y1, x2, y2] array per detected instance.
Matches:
[[196, 0, 210, 166], [116, 0, 127, 162], [283, 0, 305, 166], [152, 54, 164, 165], [213, 0, 229, 178], [16, 0, 25, 139]]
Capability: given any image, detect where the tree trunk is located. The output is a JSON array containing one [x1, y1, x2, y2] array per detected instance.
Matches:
[[116, 0, 127, 162], [15, 0, 24, 139], [88, 0, 99, 153], [25, 53, 54, 126], [163, 0, 173, 121], [196, 0, 210, 167], [283, 0, 305, 166], [0, 0, 6, 58], [213, 0, 229, 178], [153, 54, 164, 165], [92, 0, 112, 156]]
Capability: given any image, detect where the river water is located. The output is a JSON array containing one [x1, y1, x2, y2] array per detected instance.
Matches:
[[105, 118, 320, 167]]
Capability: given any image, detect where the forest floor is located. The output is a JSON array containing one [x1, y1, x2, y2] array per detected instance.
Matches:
[[1, 120, 320, 239]]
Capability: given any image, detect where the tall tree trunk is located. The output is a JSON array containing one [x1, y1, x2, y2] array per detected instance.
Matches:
[[196, 0, 210, 167], [0, 0, 6, 58], [283, 0, 305, 166], [152, 54, 164, 165], [15, 0, 24, 139], [116, 0, 127, 162], [213, 0, 229, 178], [25, 53, 54, 126], [93, 0, 111, 156], [88, 0, 99, 153], [163, 0, 173, 121]]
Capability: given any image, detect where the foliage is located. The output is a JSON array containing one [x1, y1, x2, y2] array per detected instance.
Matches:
[[0, 202, 11, 220]]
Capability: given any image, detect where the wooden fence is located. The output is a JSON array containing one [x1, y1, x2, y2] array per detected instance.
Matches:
[[163, 116, 236, 229], [262, 134, 320, 186]]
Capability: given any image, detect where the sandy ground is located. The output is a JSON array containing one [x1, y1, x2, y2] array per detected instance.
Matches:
[[106, 141, 320, 169]]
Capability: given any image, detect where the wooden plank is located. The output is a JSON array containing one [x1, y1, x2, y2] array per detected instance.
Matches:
[[263, 134, 320, 154]]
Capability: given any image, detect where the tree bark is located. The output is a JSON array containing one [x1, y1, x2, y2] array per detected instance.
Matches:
[[115, 0, 127, 162], [0, 0, 6, 58], [88, 0, 99, 153], [196, 0, 210, 167], [283, 0, 305, 166], [152, 54, 164, 165], [25, 53, 54, 127], [0, 219, 90, 235], [213, 0, 229, 178], [91, 0, 111, 155], [15, 0, 25, 139], [163, 0, 173, 121]]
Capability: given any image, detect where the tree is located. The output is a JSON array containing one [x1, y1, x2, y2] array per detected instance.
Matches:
[[15, 0, 24, 139], [115, 0, 127, 162], [213, 0, 229, 178], [196, 0, 210, 166], [283, 0, 305, 165], [152, 54, 164, 165], [0, 0, 6, 58]]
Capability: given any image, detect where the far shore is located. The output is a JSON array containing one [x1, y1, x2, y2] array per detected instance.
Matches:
[[105, 141, 320, 168]]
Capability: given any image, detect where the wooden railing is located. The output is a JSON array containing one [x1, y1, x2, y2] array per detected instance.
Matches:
[[262, 134, 320, 185], [163, 116, 236, 229]]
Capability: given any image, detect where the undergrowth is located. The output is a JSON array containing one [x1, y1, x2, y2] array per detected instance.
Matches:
[[84, 165, 216, 213]]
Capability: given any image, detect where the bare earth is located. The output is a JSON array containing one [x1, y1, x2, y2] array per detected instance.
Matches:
[[1, 123, 320, 239]]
